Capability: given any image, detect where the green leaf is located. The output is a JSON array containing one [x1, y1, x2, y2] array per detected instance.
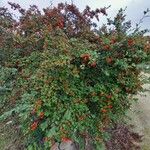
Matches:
[[40, 121, 48, 131], [94, 142, 106, 150], [47, 126, 56, 137], [27, 145, 33, 150], [63, 109, 72, 120]]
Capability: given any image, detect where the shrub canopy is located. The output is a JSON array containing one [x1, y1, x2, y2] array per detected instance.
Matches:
[[0, 2, 150, 149]]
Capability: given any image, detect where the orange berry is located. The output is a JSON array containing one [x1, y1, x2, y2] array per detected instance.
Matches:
[[30, 121, 38, 131], [78, 115, 86, 121], [35, 99, 42, 110], [39, 112, 44, 119], [36, 99, 42, 106], [56, 20, 64, 29]]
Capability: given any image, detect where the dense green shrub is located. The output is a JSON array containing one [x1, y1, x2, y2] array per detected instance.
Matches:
[[0, 2, 150, 149]]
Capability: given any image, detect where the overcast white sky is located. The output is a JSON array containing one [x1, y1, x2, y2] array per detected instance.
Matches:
[[0, 0, 150, 30]]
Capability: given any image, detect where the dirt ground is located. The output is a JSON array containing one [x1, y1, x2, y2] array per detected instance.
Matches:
[[128, 73, 150, 150], [0, 118, 24, 150]]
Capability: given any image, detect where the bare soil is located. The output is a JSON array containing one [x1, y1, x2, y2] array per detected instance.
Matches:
[[128, 73, 150, 150]]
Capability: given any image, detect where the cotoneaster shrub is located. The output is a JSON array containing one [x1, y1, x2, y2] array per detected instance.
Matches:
[[0, 2, 150, 150]]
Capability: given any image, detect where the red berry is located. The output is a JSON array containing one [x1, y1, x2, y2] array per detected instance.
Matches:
[[98, 38, 103, 43], [31, 108, 36, 115], [43, 137, 49, 142], [106, 57, 113, 64], [81, 54, 90, 63], [56, 20, 64, 29], [128, 39, 134, 46], [106, 94, 112, 99], [107, 105, 113, 109], [111, 38, 116, 44], [101, 109, 107, 113], [103, 45, 110, 50], [90, 61, 97, 68], [62, 137, 72, 142]]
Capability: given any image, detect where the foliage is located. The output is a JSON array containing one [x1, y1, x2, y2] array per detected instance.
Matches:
[[0, 2, 150, 150]]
